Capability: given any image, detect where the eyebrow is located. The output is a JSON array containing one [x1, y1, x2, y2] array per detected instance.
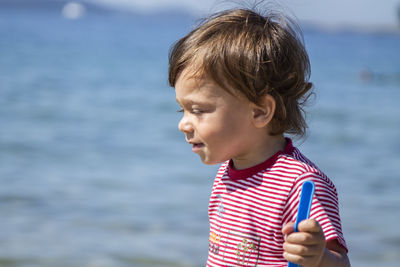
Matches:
[[175, 98, 210, 107]]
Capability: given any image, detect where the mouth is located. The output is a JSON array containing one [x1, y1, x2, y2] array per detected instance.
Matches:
[[189, 142, 204, 152]]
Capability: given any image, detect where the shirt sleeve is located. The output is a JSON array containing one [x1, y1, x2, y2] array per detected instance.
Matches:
[[282, 172, 348, 252]]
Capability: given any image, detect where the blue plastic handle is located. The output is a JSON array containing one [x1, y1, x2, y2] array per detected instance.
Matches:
[[287, 180, 315, 267]]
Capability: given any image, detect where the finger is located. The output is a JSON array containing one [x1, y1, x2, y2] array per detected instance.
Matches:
[[285, 232, 323, 245], [283, 251, 313, 266], [283, 242, 322, 256], [283, 251, 302, 265], [282, 221, 295, 235], [297, 219, 323, 234]]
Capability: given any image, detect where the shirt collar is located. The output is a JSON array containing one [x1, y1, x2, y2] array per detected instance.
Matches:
[[227, 138, 294, 180]]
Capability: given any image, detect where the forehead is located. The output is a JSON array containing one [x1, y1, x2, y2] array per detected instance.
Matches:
[[175, 66, 240, 97], [175, 70, 251, 112], [175, 68, 221, 99]]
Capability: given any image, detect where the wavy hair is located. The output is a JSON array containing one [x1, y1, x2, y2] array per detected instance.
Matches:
[[169, 8, 313, 137]]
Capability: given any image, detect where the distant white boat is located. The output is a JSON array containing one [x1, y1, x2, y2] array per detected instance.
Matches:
[[61, 2, 86, 19]]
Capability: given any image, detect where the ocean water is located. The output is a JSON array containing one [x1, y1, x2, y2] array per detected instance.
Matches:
[[0, 5, 400, 267]]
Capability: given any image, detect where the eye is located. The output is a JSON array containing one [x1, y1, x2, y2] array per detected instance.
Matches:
[[191, 108, 203, 114], [177, 108, 184, 113]]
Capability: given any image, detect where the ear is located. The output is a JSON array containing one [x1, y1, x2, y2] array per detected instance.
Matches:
[[251, 94, 276, 128]]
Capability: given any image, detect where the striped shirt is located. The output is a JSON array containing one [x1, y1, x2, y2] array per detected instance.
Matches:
[[207, 139, 347, 266]]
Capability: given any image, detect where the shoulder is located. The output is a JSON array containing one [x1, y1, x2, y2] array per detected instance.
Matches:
[[279, 147, 330, 179], [276, 146, 338, 194], [281, 148, 341, 222], [280, 147, 322, 174], [210, 161, 230, 190], [214, 160, 229, 181]]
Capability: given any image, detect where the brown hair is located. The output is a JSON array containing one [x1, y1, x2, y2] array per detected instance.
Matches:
[[168, 8, 313, 137]]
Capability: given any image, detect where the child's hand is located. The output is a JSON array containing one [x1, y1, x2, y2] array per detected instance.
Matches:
[[282, 219, 326, 267]]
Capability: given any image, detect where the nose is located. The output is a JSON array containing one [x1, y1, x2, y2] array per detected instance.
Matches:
[[178, 113, 193, 134]]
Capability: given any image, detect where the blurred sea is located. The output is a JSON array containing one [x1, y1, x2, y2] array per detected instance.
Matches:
[[0, 3, 400, 267]]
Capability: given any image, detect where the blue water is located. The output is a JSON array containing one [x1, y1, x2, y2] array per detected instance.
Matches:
[[0, 5, 400, 267]]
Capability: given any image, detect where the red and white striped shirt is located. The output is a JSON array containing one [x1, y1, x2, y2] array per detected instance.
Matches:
[[207, 139, 347, 266]]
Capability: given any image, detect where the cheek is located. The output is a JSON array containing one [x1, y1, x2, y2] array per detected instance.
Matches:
[[201, 114, 242, 143], [223, 111, 250, 133], [194, 116, 222, 143]]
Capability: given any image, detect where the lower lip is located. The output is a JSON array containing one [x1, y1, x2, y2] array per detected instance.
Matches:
[[192, 143, 204, 152]]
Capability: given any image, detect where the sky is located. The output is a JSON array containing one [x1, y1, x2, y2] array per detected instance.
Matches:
[[86, 0, 400, 30]]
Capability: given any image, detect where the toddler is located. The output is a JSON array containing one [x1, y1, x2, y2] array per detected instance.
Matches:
[[169, 7, 349, 267]]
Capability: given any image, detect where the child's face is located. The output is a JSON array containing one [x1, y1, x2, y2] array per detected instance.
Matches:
[[175, 69, 257, 165]]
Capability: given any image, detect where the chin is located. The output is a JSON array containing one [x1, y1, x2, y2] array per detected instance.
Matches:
[[200, 156, 226, 166]]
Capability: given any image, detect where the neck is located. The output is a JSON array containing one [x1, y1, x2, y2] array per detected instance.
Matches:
[[232, 134, 286, 170]]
